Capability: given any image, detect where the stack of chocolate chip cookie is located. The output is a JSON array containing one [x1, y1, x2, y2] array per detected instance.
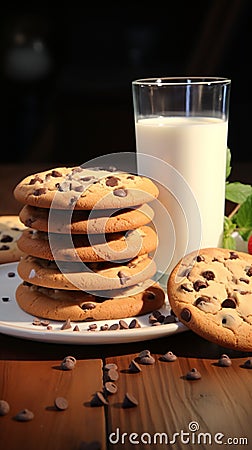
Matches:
[[13, 166, 165, 322]]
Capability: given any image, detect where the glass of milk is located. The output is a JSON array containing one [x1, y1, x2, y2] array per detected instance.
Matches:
[[132, 77, 231, 285]]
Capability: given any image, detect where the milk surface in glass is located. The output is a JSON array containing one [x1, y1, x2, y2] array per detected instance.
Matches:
[[135, 116, 228, 274]]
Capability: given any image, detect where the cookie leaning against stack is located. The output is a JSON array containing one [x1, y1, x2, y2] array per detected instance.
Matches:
[[167, 247, 252, 352], [0, 216, 26, 263], [14, 166, 165, 321]]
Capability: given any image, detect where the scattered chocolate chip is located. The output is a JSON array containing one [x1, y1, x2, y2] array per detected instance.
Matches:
[[47, 325, 53, 330], [2, 297, 10, 302], [163, 315, 177, 324], [105, 176, 119, 187], [186, 368, 202, 380], [104, 363, 118, 371], [73, 325, 80, 331], [33, 188, 47, 196], [180, 308, 191, 322], [217, 354, 232, 367], [109, 323, 120, 331], [243, 359, 252, 369], [122, 392, 138, 408], [129, 319, 141, 329], [105, 368, 119, 382], [181, 283, 194, 292], [14, 409, 34, 421], [137, 349, 151, 359], [157, 314, 165, 324], [61, 318, 71, 330], [1, 235, 13, 243], [119, 319, 129, 329], [88, 323, 98, 331], [7, 272, 16, 278], [159, 351, 177, 362], [104, 381, 118, 395], [128, 360, 142, 373], [113, 188, 128, 197], [100, 324, 109, 331], [90, 392, 108, 407], [202, 270, 215, 280], [138, 354, 155, 365], [193, 280, 208, 291], [148, 314, 158, 324], [54, 397, 69, 411], [32, 317, 41, 326], [60, 356, 76, 370], [221, 298, 236, 308], [41, 320, 50, 326], [0, 400, 10, 416]]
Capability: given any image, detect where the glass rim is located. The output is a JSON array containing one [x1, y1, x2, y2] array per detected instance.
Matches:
[[132, 77, 231, 86]]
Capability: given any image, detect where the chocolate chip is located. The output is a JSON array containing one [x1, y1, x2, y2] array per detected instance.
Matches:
[[138, 354, 155, 365], [90, 392, 108, 407], [73, 184, 85, 192], [217, 354, 232, 367], [122, 392, 138, 408], [186, 368, 202, 380], [61, 318, 71, 330], [159, 351, 177, 362], [14, 409, 34, 421], [105, 176, 119, 187], [180, 308, 191, 322], [245, 266, 252, 277], [127, 175, 135, 180], [56, 181, 70, 192], [29, 175, 43, 184], [88, 323, 98, 331], [137, 349, 151, 359], [2, 297, 10, 302], [181, 283, 193, 292], [157, 314, 165, 323], [195, 296, 210, 306], [81, 176, 96, 182], [109, 323, 120, 331], [0, 245, 9, 250], [1, 234, 13, 243], [119, 319, 129, 329], [81, 302, 96, 310], [143, 291, 156, 301], [60, 356, 76, 370], [32, 317, 41, 325], [148, 314, 158, 324], [104, 363, 118, 371], [229, 251, 238, 259], [0, 400, 10, 416], [54, 397, 68, 410], [202, 270, 215, 280], [100, 324, 109, 331], [196, 255, 205, 262], [128, 360, 142, 373], [243, 359, 252, 369], [193, 280, 208, 291], [239, 277, 249, 284], [105, 368, 119, 381], [163, 315, 177, 324], [129, 319, 141, 329], [73, 325, 80, 331], [51, 170, 62, 177], [221, 298, 236, 308], [113, 188, 128, 197], [33, 187, 47, 196], [104, 382, 118, 395]]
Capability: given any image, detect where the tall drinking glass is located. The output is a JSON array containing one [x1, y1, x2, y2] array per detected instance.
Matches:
[[132, 77, 231, 282]]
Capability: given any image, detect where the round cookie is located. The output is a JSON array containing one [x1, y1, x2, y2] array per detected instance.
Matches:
[[0, 215, 26, 263], [17, 226, 158, 262], [167, 247, 252, 352], [17, 254, 157, 291], [15, 281, 165, 321], [13, 166, 159, 210], [19, 203, 154, 234]]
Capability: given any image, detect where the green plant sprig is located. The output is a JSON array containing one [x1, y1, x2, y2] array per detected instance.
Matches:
[[223, 148, 252, 249]]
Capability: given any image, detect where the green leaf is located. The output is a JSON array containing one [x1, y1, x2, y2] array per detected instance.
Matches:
[[225, 182, 252, 204], [226, 147, 232, 179], [234, 194, 252, 240], [222, 234, 236, 249]]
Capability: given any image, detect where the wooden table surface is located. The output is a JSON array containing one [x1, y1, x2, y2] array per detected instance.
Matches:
[[0, 162, 252, 450]]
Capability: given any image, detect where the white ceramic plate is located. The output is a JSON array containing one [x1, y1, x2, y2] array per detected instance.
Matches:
[[0, 262, 187, 345]]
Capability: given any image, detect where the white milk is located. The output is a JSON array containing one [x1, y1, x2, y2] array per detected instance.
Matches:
[[135, 116, 228, 276]]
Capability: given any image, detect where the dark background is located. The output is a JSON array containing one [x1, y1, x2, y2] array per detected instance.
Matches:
[[0, 1, 251, 165]]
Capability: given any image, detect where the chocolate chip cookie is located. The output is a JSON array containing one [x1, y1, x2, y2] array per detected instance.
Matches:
[[16, 280, 165, 321], [167, 247, 252, 351], [13, 167, 159, 210], [0, 216, 26, 263], [19, 203, 154, 234]]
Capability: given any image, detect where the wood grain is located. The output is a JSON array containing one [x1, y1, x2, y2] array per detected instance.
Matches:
[[0, 358, 106, 450], [105, 354, 252, 450]]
